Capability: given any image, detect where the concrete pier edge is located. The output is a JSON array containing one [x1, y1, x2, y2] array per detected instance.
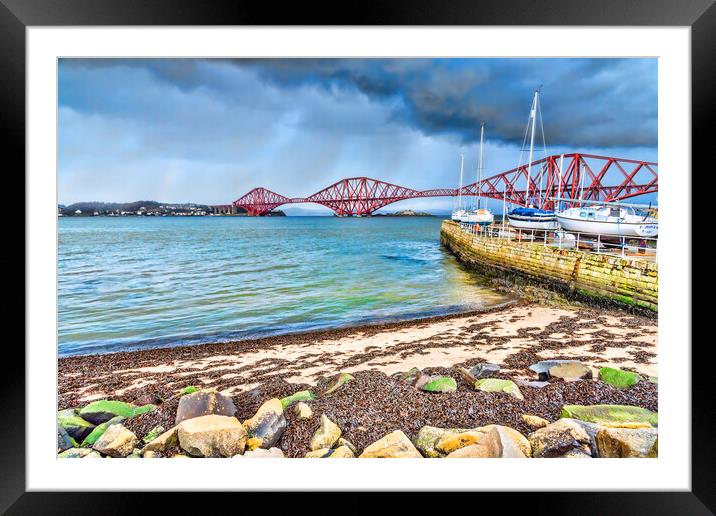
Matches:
[[440, 220, 657, 317]]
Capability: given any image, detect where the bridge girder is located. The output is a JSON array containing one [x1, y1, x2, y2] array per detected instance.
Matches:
[[232, 154, 658, 216]]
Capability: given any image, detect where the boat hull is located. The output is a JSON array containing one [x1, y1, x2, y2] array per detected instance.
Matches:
[[466, 209, 494, 226], [507, 216, 558, 230], [556, 215, 658, 237]]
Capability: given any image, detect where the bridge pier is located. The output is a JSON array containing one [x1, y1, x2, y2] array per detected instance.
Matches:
[[210, 205, 237, 215]]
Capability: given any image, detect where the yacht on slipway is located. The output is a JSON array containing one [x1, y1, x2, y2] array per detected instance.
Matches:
[[465, 122, 495, 227], [555, 199, 659, 238], [451, 153, 469, 222], [506, 88, 558, 230]]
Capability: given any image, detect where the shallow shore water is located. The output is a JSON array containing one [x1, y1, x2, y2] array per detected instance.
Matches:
[[58, 216, 511, 356]]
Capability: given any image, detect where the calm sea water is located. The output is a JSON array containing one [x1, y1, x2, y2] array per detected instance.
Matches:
[[58, 216, 511, 356]]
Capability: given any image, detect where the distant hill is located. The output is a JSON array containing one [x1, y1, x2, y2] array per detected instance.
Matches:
[[62, 201, 162, 213], [58, 201, 245, 216]]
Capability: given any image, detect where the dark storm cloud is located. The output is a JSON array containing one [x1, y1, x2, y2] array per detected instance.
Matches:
[[59, 58, 657, 148]]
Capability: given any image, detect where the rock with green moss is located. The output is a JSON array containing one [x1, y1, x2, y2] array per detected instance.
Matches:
[[142, 425, 166, 444], [280, 390, 315, 409], [599, 367, 642, 389], [143, 426, 179, 453], [414, 426, 470, 458], [81, 416, 126, 447], [58, 448, 94, 458], [78, 400, 156, 425], [474, 378, 524, 400], [560, 404, 658, 427], [58, 411, 95, 441], [323, 373, 355, 395], [131, 404, 157, 417], [421, 376, 457, 393]]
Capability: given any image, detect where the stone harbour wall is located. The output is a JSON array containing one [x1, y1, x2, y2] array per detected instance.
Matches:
[[440, 221, 658, 313]]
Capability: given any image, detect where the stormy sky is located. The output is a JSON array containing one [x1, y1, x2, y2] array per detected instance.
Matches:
[[58, 58, 657, 213]]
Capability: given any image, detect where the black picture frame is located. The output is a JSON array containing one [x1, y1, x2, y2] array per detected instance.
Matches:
[[4, 0, 709, 511]]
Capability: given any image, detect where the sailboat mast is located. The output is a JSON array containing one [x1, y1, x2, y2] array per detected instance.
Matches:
[[478, 122, 485, 210], [526, 90, 538, 207], [458, 153, 464, 210]]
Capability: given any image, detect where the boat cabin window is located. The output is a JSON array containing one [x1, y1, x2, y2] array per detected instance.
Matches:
[[609, 207, 620, 217]]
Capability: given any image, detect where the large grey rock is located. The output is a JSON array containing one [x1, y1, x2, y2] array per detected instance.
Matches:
[[175, 388, 236, 425], [242, 398, 287, 450], [469, 362, 501, 379], [57, 425, 76, 452]]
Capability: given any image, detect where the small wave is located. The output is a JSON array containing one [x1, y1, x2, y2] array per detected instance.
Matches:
[[381, 254, 431, 264]]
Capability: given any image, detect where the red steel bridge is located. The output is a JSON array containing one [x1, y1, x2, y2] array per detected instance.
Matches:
[[230, 153, 658, 216]]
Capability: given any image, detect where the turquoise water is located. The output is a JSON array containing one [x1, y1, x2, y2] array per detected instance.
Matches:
[[58, 216, 511, 356]]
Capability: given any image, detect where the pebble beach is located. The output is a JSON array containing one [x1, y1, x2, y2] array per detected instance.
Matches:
[[58, 301, 659, 459]]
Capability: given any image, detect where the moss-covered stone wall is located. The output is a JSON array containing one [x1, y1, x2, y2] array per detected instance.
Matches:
[[440, 221, 657, 313]]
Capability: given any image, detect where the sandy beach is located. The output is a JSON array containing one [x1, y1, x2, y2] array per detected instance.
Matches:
[[58, 301, 657, 407]]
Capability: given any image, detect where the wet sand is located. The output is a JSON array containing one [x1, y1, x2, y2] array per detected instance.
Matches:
[[58, 301, 657, 409]]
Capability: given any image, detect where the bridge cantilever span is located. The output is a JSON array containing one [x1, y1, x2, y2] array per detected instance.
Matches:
[[231, 153, 657, 216]]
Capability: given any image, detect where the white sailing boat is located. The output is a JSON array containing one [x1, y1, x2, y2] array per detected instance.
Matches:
[[506, 88, 558, 230], [451, 153, 469, 222], [465, 122, 494, 226], [555, 200, 658, 237]]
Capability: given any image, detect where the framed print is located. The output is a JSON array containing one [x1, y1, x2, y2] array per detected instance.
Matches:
[[6, 0, 712, 511]]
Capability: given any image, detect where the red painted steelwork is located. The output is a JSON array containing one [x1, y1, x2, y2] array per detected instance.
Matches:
[[233, 154, 657, 216]]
